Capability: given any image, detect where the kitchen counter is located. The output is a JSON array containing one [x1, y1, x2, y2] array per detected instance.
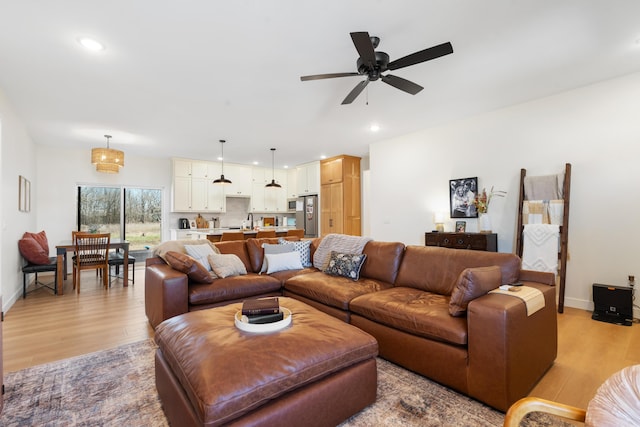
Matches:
[[170, 227, 302, 242]]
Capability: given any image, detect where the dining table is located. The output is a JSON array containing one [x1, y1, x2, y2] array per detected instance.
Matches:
[[55, 238, 130, 295]]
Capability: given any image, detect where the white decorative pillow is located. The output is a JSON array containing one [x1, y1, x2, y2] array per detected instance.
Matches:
[[208, 253, 247, 278], [260, 243, 296, 274], [153, 239, 217, 262], [278, 238, 313, 267], [185, 244, 219, 272], [265, 251, 303, 274]]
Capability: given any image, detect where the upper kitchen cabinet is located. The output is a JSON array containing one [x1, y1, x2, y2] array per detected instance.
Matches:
[[296, 161, 320, 196], [320, 156, 343, 184], [251, 168, 287, 212], [287, 168, 298, 198], [172, 159, 225, 212], [223, 163, 253, 197]]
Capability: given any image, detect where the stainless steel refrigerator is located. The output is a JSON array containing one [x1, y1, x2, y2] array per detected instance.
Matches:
[[295, 195, 318, 238]]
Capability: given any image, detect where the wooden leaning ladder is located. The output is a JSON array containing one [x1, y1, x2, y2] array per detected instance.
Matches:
[[515, 163, 571, 313]]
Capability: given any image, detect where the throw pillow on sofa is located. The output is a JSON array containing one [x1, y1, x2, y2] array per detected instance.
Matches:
[[208, 253, 247, 278], [265, 251, 303, 274], [185, 244, 219, 272], [19, 236, 51, 265], [164, 251, 215, 283], [449, 266, 502, 317], [278, 238, 313, 267], [323, 251, 367, 281], [260, 243, 296, 274], [153, 239, 219, 263]]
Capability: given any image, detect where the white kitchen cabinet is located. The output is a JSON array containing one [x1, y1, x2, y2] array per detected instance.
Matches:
[[287, 168, 298, 198], [251, 169, 287, 212], [296, 161, 320, 195], [223, 163, 253, 197], [173, 159, 225, 212]]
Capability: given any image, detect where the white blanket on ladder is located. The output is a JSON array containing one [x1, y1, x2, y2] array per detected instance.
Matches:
[[522, 224, 560, 273]]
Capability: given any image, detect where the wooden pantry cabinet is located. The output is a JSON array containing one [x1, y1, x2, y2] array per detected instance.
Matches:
[[320, 155, 361, 237]]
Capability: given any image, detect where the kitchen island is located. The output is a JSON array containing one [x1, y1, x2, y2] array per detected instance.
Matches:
[[170, 227, 304, 242]]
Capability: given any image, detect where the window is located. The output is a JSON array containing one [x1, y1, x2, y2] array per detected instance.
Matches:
[[77, 186, 162, 251]]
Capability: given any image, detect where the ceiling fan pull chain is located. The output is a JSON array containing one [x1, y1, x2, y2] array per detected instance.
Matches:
[[366, 85, 369, 105]]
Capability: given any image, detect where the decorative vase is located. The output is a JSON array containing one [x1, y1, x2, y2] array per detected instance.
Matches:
[[479, 213, 492, 233]]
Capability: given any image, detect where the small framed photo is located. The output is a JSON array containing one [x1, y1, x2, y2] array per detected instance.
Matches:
[[455, 221, 466, 233], [450, 177, 478, 218]]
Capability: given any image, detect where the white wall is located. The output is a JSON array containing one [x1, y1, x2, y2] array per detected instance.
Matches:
[[0, 88, 38, 312], [370, 72, 640, 314]]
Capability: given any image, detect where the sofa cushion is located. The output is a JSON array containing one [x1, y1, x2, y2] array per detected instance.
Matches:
[[360, 241, 405, 284], [19, 237, 51, 265], [164, 251, 214, 283], [153, 239, 218, 263], [350, 287, 468, 345], [395, 246, 521, 296], [284, 271, 393, 311], [324, 252, 367, 281], [265, 251, 303, 274], [259, 243, 296, 273], [278, 238, 313, 267], [185, 244, 219, 272], [208, 253, 247, 278], [449, 266, 502, 317]]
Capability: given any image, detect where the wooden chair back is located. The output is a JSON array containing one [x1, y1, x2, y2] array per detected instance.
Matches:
[[73, 232, 110, 292], [286, 229, 305, 238], [255, 230, 276, 238], [220, 232, 245, 242]]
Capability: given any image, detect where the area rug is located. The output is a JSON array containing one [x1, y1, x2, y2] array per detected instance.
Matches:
[[1, 339, 570, 426]]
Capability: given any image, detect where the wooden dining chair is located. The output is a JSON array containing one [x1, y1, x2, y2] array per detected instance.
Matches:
[[286, 229, 305, 238], [72, 232, 110, 293], [255, 230, 276, 238], [220, 232, 245, 242]]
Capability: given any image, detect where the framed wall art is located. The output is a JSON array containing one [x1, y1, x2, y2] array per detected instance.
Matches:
[[18, 175, 31, 212], [455, 221, 466, 233], [449, 177, 478, 218]]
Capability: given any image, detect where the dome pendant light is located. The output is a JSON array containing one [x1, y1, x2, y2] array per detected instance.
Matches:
[[213, 139, 232, 184], [265, 148, 282, 188]]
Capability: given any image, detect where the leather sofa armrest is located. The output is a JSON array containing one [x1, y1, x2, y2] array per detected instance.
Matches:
[[466, 283, 557, 412], [519, 269, 555, 286], [145, 263, 189, 329]]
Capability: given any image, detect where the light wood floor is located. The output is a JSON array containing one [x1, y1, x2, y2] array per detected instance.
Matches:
[[3, 270, 639, 413]]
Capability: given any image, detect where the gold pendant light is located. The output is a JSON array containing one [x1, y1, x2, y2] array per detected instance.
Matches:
[[213, 139, 232, 184], [265, 148, 281, 188], [91, 134, 124, 173]]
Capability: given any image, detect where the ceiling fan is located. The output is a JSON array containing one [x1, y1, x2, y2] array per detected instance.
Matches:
[[300, 32, 453, 105]]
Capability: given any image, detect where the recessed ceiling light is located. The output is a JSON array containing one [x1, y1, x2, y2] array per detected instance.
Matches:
[[78, 37, 105, 52], [252, 161, 259, 165], [370, 123, 380, 132]]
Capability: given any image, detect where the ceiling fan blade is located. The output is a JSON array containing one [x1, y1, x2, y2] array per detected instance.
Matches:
[[387, 42, 453, 71], [342, 80, 369, 105], [350, 32, 377, 69], [300, 72, 360, 81], [381, 75, 423, 95]]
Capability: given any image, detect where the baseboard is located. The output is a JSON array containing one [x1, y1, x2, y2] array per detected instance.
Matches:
[[564, 296, 640, 321]]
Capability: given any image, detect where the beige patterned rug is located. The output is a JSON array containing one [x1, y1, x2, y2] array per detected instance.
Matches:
[[1, 339, 570, 426]]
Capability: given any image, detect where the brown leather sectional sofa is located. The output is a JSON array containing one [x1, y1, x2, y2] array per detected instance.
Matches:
[[145, 236, 557, 412]]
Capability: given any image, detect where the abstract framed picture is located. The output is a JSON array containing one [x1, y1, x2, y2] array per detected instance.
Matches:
[[449, 177, 478, 218]]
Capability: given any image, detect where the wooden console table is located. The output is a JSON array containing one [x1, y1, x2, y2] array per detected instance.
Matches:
[[425, 232, 497, 252]]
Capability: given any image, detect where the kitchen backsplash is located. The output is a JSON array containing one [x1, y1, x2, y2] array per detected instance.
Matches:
[[169, 197, 289, 229]]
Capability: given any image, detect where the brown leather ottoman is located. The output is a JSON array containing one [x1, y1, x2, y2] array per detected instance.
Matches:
[[154, 297, 378, 427]]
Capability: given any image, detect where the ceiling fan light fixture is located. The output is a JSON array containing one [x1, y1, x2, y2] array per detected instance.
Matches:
[[265, 148, 282, 188], [213, 139, 232, 184]]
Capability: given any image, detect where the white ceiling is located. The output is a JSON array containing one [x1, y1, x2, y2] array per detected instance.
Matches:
[[1, 1, 639, 168]]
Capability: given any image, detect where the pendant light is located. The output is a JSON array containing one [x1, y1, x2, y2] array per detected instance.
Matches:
[[91, 134, 124, 173], [213, 139, 232, 184], [265, 148, 282, 188]]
